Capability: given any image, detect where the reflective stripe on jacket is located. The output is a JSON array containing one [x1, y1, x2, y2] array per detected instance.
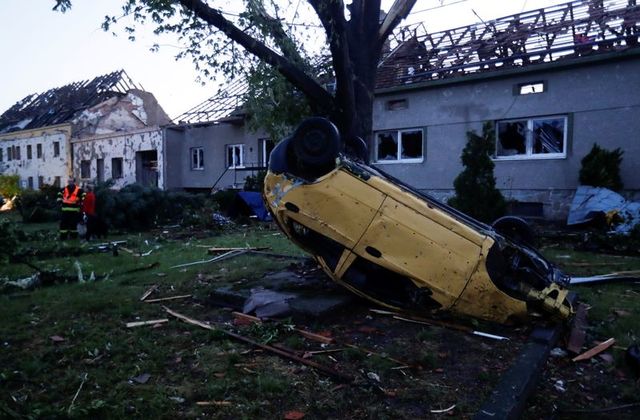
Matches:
[[62, 186, 81, 205]]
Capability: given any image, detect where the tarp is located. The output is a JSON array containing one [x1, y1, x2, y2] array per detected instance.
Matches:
[[567, 186, 640, 233], [237, 191, 272, 221]]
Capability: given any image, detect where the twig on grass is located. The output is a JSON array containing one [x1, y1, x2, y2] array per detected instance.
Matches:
[[144, 294, 192, 303], [139, 284, 159, 301], [67, 373, 88, 415], [126, 319, 169, 328]]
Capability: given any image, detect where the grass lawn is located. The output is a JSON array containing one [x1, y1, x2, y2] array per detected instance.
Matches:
[[1, 211, 639, 418]]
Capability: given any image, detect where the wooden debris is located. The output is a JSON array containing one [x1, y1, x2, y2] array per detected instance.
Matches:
[[144, 294, 192, 303], [170, 250, 246, 269], [207, 246, 268, 254], [67, 373, 88, 414], [126, 319, 169, 328], [196, 401, 232, 407], [296, 329, 334, 344], [567, 303, 588, 354], [164, 307, 353, 382], [231, 311, 262, 324], [570, 271, 640, 285], [139, 284, 159, 301], [50, 335, 65, 343], [572, 338, 616, 362]]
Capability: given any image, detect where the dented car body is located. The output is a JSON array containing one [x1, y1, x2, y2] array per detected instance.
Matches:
[[263, 118, 574, 324]]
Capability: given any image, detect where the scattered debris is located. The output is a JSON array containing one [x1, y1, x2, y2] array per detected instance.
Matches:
[[367, 372, 381, 382], [170, 249, 246, 269], [130, 373, 151, 384], [567, 186, 640, 233], [126, 319, 169, 328], [553, 379, 567, 393], [50, 335, 65, 343], [196, 401, 232, 407], [572, 338, 616, 362], [283, 410, 306, 419], [144, 294, 192, 304], [164, 307, 353, 382], [550, 347, 568, 358], [384, 311, 508, 341], [139, 284, 159, 301], [207, 246, 268, 254]]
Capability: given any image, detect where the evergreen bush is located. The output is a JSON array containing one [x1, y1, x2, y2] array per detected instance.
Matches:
[[0, 174, 20, 199], [448, 122, 506, 223], [579, 143, 624, 191]]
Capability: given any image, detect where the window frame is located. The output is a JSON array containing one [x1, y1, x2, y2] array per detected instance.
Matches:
[[80, 160, 91, 179], [27, 145, 32, 159], [227, 144, 245, 169], [374, 128, 424, 164], [494, 115, 568, 161], [111, 157, 124, 179], [259, 138, 275, 167], [53, 142, 60, 157], [190, 147, 204, 170], [37, 143, 42, 159]]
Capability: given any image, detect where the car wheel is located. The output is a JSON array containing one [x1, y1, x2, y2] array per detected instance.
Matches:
[[289, 117, 340, 180], [492, 216, 537, 247]]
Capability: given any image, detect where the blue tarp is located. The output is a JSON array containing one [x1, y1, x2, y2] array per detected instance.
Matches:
[[567, 186, 640, 233], [237, 191, 272, 221]]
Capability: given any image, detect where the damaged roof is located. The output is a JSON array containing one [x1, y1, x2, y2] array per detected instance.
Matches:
[[377, 0, 640, 89], [0, 70, 140, 134], [174, 78, 247, 125]]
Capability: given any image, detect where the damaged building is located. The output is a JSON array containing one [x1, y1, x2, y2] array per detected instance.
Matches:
[[0, 70, 171, 189], [165, 80, 272, 191], [373, 0, 640, 220]]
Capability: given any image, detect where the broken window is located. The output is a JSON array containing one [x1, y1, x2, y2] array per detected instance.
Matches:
[[259, 138, 275, 167], [13, 146, 20, 160], [38, 176, 44, 188], [53, 142, 60, 157], [495, 116, 567, 159], [190, 147, 204, 170], [27, 145, 32, 159], [28, 177, 33, 189], [6, 147, 11, 161], [37, 144, 42, 159], [386, 99, 408, 111], [80, 160, 91, 179], [112, 157, 123, 179], [375, 129, 424, 163], [227, 144, 245, 168]]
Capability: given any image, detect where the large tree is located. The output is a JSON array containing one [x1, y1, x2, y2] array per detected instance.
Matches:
[[54, 0, 417, 151]]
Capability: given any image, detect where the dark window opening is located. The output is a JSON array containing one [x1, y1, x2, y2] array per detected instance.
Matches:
[[80, 160, 91, 179], [37, 144, 42, 158], [27, 145, 32, 159], [386, 99, 408, 110], [53, 142, 60, 157], [112, 157, 123, 179]]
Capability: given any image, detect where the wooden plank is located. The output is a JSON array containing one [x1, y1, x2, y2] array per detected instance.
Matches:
[[572, 338, 615, 362], [207, 246, 268, 254], [126, 319, 169, 328], [144, 294, 192, 303], [139, 284, 159, 301], [296, 329, 334, 344]]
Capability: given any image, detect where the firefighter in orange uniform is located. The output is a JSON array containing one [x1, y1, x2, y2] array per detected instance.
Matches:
[[57, 177, 85, 240]]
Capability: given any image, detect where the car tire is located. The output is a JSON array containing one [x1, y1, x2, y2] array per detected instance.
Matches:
[[289, 117, 340, 180], [492, 216, 537, 247]]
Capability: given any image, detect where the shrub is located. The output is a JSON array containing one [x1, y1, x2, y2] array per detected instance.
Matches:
[[579, 143, 624, 191], [14, 185, 59, 223], [448, 122, 506, 223], [0, 174, 20, 198], [244, 170, 267, 192]]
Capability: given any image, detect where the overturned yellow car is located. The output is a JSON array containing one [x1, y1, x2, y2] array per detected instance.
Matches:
[[263, 118, 573, 324]]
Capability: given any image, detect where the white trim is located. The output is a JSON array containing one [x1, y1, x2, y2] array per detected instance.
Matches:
[[190, 147, 204, 170], [374, 128, 424, 163], [227, 144, 245, 169], [494, 115, 568, 161]]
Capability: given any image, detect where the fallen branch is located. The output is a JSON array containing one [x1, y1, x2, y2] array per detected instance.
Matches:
[[572, 338, 616, 362], [144, 294, 192, 304], [126, 319, 168, 328], [164, 307, 352, 382], [196, 401, 232, 407], [208, 246, 269, 254]]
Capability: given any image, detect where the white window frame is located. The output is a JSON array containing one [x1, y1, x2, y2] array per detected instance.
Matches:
[[190, 147, 204, 170], [494, 115, 568, 161], [259, 138, 274, 167], [374, 128, 424, 164], [227, 144, 245, 169]]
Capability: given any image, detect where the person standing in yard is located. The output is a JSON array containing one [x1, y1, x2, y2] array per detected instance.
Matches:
[[57, 177, 85, 240], [81, 184, 97, 240]]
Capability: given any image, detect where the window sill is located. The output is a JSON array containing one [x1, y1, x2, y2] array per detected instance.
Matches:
[[191, 168, 205, 171], [374, 159, 424, 165], [228, 165, 246, 169], [493, 154, 566, 161]]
